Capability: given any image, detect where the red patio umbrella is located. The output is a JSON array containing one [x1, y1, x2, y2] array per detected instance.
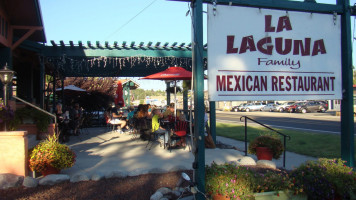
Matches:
[[114, 80, 125, 107], [142, 66, 193, 119], [141, 66, 192, 81]]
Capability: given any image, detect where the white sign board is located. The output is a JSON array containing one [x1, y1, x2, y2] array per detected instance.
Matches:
[[207, 5, 341, 101]]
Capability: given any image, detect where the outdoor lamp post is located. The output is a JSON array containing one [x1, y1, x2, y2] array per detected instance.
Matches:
[[0, 63, 15, 107]]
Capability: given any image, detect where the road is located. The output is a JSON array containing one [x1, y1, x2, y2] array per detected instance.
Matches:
[[215, 110, 355, 134]]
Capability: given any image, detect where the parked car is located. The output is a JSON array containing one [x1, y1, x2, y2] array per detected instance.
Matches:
[[295, 101, 328, 113], [241, 102, 266, 112], [275, 101, 295, 112], [261, 103, 277, 112], [287, 102, 306, 113], [231, 103, 247, 112]]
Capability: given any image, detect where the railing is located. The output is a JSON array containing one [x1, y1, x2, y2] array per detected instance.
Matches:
[[240, 116, 291, 168], [12, 96, 57, 134]]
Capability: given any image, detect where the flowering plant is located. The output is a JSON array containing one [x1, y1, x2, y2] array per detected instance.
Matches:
[[0, 98, 14, 129], [205, 162, 298, 199], [29, 134, 76, 172], [289, 158, 356, 200], [248, 135, 284, 159]]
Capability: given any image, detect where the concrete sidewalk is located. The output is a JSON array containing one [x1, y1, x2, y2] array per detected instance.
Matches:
[[60, 127, 317, 178]]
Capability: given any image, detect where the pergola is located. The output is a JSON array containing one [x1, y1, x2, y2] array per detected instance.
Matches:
[[42, 41, 207, 77]]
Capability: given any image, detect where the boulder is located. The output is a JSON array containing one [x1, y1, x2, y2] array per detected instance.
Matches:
[[256, 160, 277, 169], [39, 174, 70, 185], [91, 172, 105, 181], [70, 173, 90, 183], [128, 168, 148, 176], [105, 170, 129, 179], [23, 176, 38, 188], [157, 187, 172, 195], [235, 156, 256, 166], [150, 191, 163, 200], [0, 174, 24, 189]]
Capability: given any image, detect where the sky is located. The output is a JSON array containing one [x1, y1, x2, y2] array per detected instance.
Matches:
[[39, 0, 356, 90]]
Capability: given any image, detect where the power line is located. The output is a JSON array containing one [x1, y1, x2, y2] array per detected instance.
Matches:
[[106, 0, 158, 40]]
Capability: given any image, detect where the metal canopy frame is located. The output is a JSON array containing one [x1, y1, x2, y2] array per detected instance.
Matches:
[[42, 41, 208, 77]]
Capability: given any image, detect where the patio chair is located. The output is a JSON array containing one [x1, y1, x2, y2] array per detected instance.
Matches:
[[145, 130, 166, 150], [168, 120, 189, 152]]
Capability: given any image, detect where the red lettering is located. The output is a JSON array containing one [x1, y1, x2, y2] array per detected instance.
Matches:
[[246, 76, 253, 91], [285, 76, 291, 91], [317, 77, 323, 91], [234, 75, 241, 91], [312, 39, 326, 56], [330, 77, 335, 90], [311, 76, 317, 91], [227, 75, 233, 91], [216, 75, 226, 91], [226, 35, 238, 54], [277, 16, 292, 32], [257, 37, 273, 55], [293, 38, 311, 56], [324, 77, 329, 91], [271, 76, 278, 91], [275, 37, 292, 55], [291, 76, 298, 91], [279, 76, 285, 91], [265, 15, 275, 32], [239, 36, 256, 54]]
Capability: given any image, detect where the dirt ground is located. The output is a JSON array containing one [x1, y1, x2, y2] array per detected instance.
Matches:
[[0, 170, 193, 200]]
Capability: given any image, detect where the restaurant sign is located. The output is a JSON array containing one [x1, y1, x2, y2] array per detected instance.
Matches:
[[207, 5, 341, 101]]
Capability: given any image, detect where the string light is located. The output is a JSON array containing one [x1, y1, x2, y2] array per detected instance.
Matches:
[[45, 56, 207, 77]]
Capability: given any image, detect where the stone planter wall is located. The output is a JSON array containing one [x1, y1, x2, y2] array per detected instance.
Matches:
[[18, 123, 56, 140], [0, 131, 28, 176]]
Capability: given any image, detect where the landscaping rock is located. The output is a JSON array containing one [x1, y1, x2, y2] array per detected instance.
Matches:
[[256, 160, 276, 169], [0, 173, 24, 189], [22, 176, 38, 188], [149, 168, 167, 174], [150, 191, 163, 200], [39, 174, 70, 185], [235, 156, 256, 166], [70, 173, 90, 183], [91, 172, 105, 181], [105, 170, 129, 179], [157, 187, 171, 195], [128, 168, 149, 176]]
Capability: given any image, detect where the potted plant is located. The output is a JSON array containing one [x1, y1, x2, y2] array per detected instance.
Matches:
[[205, 162, 304, 200], [29, 134, 76, 176], [289, 158, 356, 200], [248, 135, 284, 160]]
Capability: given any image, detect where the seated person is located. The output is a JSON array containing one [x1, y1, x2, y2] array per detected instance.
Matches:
[[151, 108, 169, 146], [127, 106, 135, 121], [163, 103, 181, 122], [137, 104, 152, 119], [111, 103, 127, 132]]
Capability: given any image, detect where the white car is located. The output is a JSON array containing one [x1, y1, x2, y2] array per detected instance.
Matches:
[[261, 103, 277, 112], [242, 102, 266, 112]]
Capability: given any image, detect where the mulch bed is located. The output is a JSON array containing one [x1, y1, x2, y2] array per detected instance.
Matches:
[[0, 170, 193, 200]]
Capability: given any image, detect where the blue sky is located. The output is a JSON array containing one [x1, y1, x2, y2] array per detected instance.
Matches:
[[39, 0, 356, 90]]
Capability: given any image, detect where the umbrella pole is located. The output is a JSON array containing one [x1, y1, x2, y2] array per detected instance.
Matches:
[[174, 80, 177, 121]]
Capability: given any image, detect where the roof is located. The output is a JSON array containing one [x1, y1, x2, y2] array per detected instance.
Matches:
[[4, 0, 46, 43], [120, 79, 140, 90]]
